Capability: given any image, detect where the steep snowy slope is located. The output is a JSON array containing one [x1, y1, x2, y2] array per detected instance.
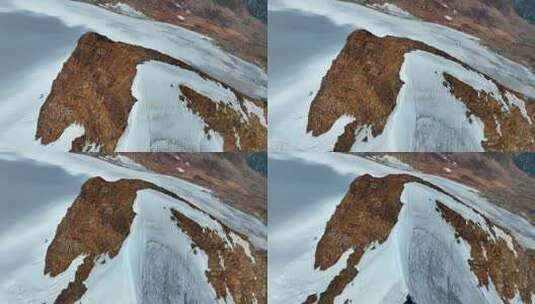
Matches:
[[307, 31, 534, 152], [269, 0, 535, 152], [0, 152, 266, 303], [34, 33, 266, 153], [269, 153, 535, 304], [0, 0, 267, 152], [349, 0, 535, 70]]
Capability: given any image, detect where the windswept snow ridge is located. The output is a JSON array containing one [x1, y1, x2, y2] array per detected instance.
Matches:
[[0, 153, 266, 303], [351, 51, 488, 152], [116, 61, 225, 152], [116, 60, 267, 152], [269, 0, 535, 152], [0, 0, 266, 151], [269, 153, 535, 304]]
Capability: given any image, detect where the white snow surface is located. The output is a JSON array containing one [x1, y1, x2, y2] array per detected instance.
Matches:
[[269, 153, 535, 304], [102, 2, 146, 18], [43, 123, 87, 151], [78, 190, 224, 303], [0, 152, 266, 303], [116, 61, 266, 152], [369, 3, 413, 18], [116, 61, 225, 152], [269, 0, 535, 152], [0, 0, 266, 152], [351, 51, 488, 152]]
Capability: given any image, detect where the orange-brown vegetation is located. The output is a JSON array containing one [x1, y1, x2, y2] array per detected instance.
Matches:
[[171, 208, 266, 303], [437, 201, 535, 304]]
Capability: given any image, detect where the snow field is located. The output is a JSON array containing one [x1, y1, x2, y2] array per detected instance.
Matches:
[[7, 0, 266, 100], [116, 61, 225, 152]]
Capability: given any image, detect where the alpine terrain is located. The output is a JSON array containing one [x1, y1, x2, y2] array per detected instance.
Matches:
[[0, 152, 267, 303], [0, 0, 267, 152], [269, 152, 535, 304], [269, 0, 535, 152]]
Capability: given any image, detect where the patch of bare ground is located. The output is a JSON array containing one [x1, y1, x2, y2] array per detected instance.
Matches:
[[118, 153, 267, 223], [180, 85, 267, 151], [170, 208, 266, 303], [437, 201, 535, 304], [443, 74, 535, 151], [307, 29, 534, 151], [36, 32, 266, 152], [75, 0, 266, 67]]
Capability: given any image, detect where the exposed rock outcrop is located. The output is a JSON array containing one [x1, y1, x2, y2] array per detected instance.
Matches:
[[315, 174, 413, 271], [45, 175, 266, 303], [308, 174, 408, 303], [443, 73, 535, 151], [171, 208, 266, 303], [36, 32, 266, 152], [305, 172, 535, 303], [180, 85, 267, 151], [437, 201, 535, 304], [307, 30, 534, 151]]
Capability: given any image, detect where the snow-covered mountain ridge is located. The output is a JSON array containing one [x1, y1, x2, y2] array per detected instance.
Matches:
[[35, 32, 266, 153], [0, 153, 267, 303], [0, 0, 267, 152], [307, 30, 535, 152], [268, 0, 535, 152], [306, 173, 534, 304], [269, 153, 535, 304]]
